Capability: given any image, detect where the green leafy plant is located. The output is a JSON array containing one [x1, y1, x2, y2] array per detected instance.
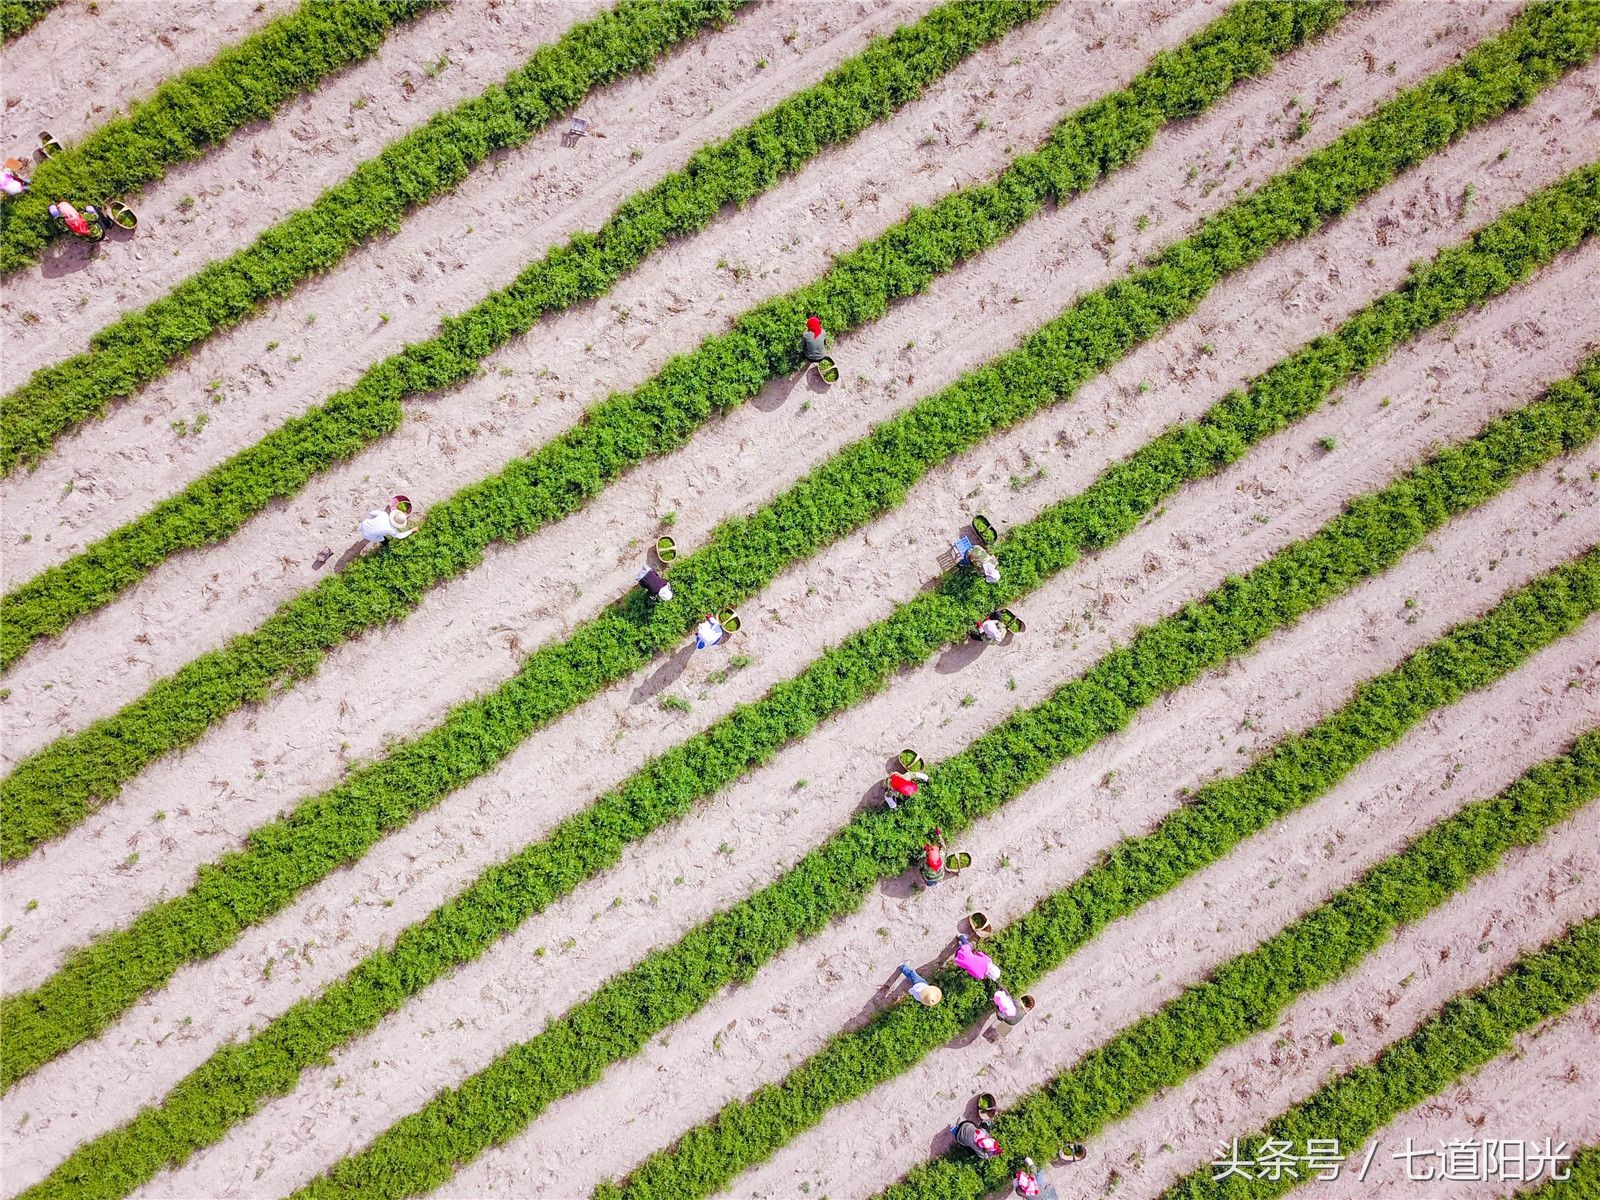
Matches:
[[0, 0, 59, 41], [0, 0, 1046, 472], [603, 560, 1600, 1200], [878, 749, 1600, 1200], [11, 3, 1574, 868], [1158, 915, 1600, 1200], [0, 0, 1354, 653], [0, 0, 437, 270]]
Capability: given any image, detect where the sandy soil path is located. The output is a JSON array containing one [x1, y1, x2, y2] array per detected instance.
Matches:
[[1310, 1000, 1600, 1200], [0, 5, 1540, 765], [4, 56, 1592, 996], [0, 0, 299, 152], [76, 368, 1600, 1196], [1, 0, 610, 379], [0, 0, 933, 552], [0, 0, 1139, 582], [1010, 848, 1600, 1200]]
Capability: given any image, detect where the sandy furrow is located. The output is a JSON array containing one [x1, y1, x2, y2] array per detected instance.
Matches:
[[446, 639, 1600, 1195], [1311, 1000, 1600, 1200], [2, 0, 610, 378], [0, 0, 299, 152], [4, 51, 1592, 994], [0, 0, 1132, 579], [96, 350, 1600, 1194], [1005, 847, 1600, 1200], [0, 0, 935, 569], [0, 6, 1535, 763]]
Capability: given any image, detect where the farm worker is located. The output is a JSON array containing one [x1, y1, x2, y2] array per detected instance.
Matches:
[[802, 314, 827, 362], [954, 933, 1001, 982], [2, 159, 28, 196], [359, 502, 414, 544], [695, 613, 726, 649], [993, 988, 1025, 1025], [950, 1120, 1001, 1160], [967, 543, 1002, 584], [916, 826, 946, 886], [636, 566, 673, 602], [1014, 1161, 1043, 1197], [48, 200, 104, 240], [898, 963, 942, 1007], [971, 611, 1006, 643], [882, 769, 929, 810]]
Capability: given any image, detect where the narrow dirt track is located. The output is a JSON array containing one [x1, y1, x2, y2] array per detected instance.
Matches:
[[0, 4, 1543, 766], [996, 820, 1600, 1200], [0, 0, 936, 573], [5, 72, 1593, 997], [0, 0, 299, 150], [100, 403, 1600, 1195], [1310, 999, 1600, 1200], [1, 0, 610, 379]]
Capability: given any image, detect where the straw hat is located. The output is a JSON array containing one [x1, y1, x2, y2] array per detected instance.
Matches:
[[916, 985, 942, 1006], [389, 507, 409, 528]]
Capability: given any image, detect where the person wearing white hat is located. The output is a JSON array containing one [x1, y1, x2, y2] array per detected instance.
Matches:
[[898, 963, 942, 1007], [636, 566, 673, 602], [359, 503, 414, 544]]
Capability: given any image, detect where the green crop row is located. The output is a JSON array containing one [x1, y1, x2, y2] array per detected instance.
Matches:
[[878, 752, 1600, 1200], [271, 376, 1599, 1200], [0, 0, 437, 274], [601, 550, 1600, 1200], [0, 0, 57, 41], [4, 0, 1046, 476], [0, 0, 1352, 661], [1160, 898, 1600, 1200], [5, 0, 1571, 858], [21, 170, 1590, 1197]]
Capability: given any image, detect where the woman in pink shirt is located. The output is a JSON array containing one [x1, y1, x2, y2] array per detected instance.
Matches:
[[953, 933, 1000, 981]]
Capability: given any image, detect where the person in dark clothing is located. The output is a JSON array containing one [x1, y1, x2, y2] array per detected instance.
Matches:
[[802, 314, 827, 362], [950, 1119, 1001, 1159], [636, 566, 673, 601]]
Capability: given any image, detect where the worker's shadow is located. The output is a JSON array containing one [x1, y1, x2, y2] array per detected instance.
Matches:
[[934, 637, 986, 675], [878, 867, 921, 901], [750, 366, 830, 413], [630, 642, 694, 705], [38, 240, 103, 278]]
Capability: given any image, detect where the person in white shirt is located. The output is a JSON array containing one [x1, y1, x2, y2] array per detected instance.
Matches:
[[359, 505, 414, 543], [695, 614, 726, 649], [319, 499, 417, 570]]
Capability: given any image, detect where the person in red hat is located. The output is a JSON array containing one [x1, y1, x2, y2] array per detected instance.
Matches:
[[882, 767, 929, 810], [802, 314, 827, 362], [917, 827, 946, 887]]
